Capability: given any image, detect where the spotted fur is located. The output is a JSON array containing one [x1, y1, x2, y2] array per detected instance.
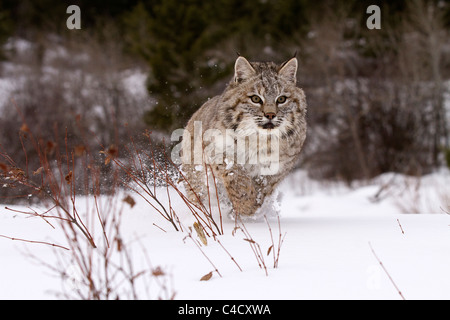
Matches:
[[181, 56, 307, 216]]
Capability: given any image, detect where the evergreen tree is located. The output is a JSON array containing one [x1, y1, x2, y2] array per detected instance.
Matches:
[[123, 0, 311, 132]]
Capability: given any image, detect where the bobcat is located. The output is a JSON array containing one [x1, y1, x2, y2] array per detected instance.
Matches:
[[180, 56, 307, 216]]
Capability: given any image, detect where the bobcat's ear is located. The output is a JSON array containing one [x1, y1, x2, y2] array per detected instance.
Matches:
[[278, 57, 298, 84], [234, 56, 255, 83]]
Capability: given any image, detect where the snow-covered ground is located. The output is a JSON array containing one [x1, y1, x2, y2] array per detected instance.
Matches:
[[1, 36, 450, 300], [1, 169, 449, 300]]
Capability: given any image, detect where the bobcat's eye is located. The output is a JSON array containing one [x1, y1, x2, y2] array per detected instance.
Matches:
[[250, 95, 262, 104], [276, 96, 287, 104]]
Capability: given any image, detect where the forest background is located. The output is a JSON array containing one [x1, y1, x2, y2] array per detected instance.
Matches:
[[0, 0, 449, 201]]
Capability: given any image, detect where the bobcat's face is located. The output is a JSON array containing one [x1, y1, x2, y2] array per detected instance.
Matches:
[[242, 79, 299, 131], [222, 57, 306, 137]]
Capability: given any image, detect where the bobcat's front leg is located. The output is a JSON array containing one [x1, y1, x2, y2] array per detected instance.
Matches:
[[220, 165, 259, 216]]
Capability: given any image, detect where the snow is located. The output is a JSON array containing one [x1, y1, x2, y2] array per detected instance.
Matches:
[[1, 169, 450, 300], [0, 37, 150, 118], [121, 69, 149, 101]]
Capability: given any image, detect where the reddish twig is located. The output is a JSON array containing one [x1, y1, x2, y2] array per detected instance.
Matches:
[[396, 219, 405, 235], [0, 234, 69, 250], [368, 242, 406, 300], [234, 216, 268, 276], [215, 237, 243, 272], [183, 230, 222, 278], [263, 215, 286, 268]]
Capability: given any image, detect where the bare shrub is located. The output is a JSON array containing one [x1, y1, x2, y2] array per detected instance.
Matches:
[[111, 130, 227, 236], [0, 26, 151, 201], [0, 121, 175, 299]]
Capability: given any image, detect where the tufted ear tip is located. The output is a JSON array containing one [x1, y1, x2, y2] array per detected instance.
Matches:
[[279, 57, 298, 83], [234, 56, 255, 83]]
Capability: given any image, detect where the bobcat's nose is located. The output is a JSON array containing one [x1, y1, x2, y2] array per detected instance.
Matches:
[[264, 112, 276, 120]]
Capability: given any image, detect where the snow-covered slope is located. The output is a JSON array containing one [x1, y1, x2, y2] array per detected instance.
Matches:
[[1, 169, 449, 300]]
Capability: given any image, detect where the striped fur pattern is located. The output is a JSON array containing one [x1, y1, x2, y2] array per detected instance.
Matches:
[[181, 56, 307, 216]]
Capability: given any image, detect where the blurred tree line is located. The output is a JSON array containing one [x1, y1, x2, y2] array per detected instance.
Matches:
[[1, 0, 450, 185], [2, 0, 435, 131]]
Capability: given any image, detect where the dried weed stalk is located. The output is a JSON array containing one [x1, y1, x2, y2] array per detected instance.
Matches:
[[0, 124, 98, 247], [368, 241, 406, 300], [0, 118, 175, 299], [264, 215, 286, 269], [1, 115, 287, 295], [111, 130, 224, 237]]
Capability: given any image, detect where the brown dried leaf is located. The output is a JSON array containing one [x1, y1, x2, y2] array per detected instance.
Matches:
[[65, 171, 73, 184], [243, 238, 256, 244], [267, 245, 273, 256], [0, 162, 8, 172], [116, 237, 123, 252], [103, 154, 111, 165], [200, 271, 213, 281], [152, 266, 165, 277], [107, 145, 118, 157], [46, 141, 56, 155], [20, 123, 30, 133], [10, 167, 25, 178], [74, 145, 86, 157], [143, 130, 152, 138], [33, 167, 44, 175], [101, 145, 119, 165], [193, 222, 207, 246], [123, 195, 136, 208]]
